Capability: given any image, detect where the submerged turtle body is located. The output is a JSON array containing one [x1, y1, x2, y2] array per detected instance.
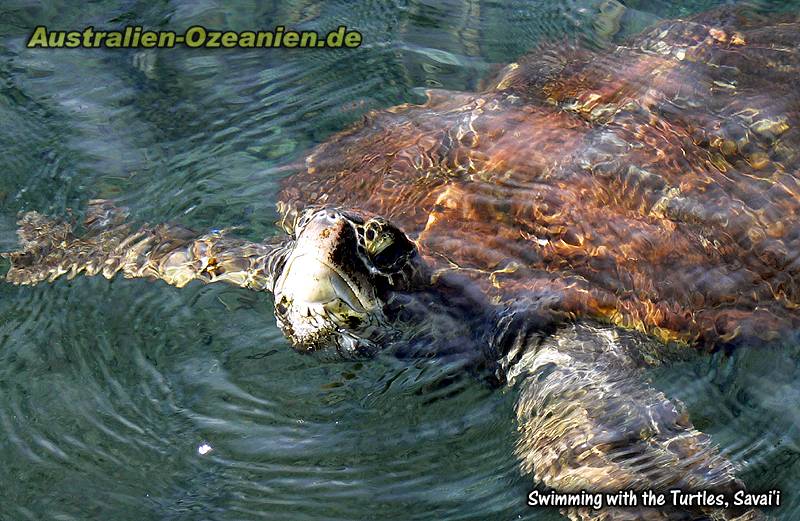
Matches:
[[278, 6, 800, 348]]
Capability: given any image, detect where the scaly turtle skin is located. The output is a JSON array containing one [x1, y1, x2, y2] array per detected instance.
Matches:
[[3, 6, 797, 520]]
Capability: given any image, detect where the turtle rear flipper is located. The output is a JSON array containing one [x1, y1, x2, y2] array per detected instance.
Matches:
[[502, 321, 764, 520], [3, 201, 285, 291]]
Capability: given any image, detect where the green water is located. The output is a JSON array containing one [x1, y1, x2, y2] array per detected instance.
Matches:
[[1, 1, 799, 519]]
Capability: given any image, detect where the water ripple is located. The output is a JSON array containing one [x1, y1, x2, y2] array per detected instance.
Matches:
[[1, 1, 800, 520]]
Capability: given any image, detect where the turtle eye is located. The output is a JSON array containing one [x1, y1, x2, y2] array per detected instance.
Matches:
[[372, 240, 406, 270], [365, 230, 393, 257], [363, 220, 413, 271]]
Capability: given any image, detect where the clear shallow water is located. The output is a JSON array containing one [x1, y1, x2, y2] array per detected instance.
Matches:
[[1, 1, 799, 519]]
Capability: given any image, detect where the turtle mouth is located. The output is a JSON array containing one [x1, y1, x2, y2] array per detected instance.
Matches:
[[275, 252, 372, 314], [272, 250, 378, 352]]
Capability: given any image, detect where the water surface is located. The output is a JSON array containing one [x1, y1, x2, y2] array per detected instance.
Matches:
[[1, 1, 800, 519]]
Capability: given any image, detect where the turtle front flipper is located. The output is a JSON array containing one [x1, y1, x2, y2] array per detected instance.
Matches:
[[3, 200, 288, 291], [501, 321, 764, 520]]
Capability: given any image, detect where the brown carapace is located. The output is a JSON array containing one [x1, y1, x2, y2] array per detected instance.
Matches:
[[3, 6, 799, 521], [279, 6, 800, 350]]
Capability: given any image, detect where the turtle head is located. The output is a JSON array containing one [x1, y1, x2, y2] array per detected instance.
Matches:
[[272, 207, 428, 359]]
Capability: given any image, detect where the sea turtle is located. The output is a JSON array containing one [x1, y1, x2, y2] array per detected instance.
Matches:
[[3, 5, 799, 520]]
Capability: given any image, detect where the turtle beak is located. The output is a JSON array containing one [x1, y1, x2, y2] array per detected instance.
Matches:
[[275, 253, 367, 313]]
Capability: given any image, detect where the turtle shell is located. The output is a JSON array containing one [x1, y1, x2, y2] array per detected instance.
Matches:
[[278, 7, 800, 349]]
